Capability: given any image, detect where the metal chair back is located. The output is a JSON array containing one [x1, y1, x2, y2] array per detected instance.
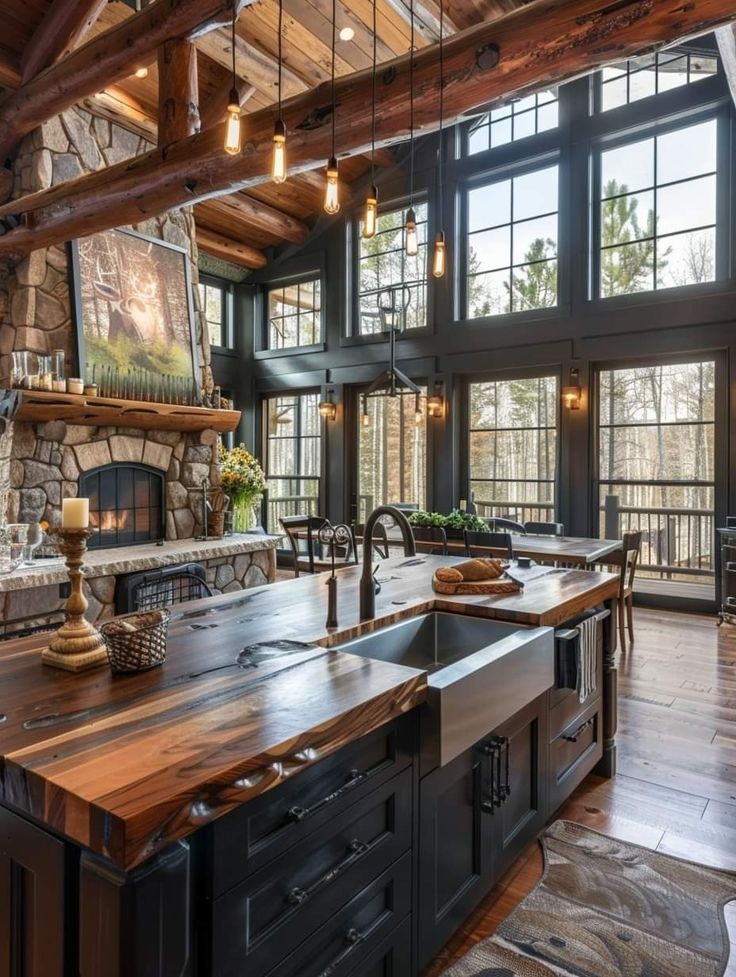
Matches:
[[117, 563, 213, 613], [524, 520, 565, 536], [411, 525, 448, 556], [463, 530, 514, 559], [490, 517, 527, 535]]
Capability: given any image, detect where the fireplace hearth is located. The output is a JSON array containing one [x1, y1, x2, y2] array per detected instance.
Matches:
[[80, 463, 165, 549]]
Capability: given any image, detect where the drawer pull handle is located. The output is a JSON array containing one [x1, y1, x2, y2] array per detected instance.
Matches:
[[285, 769, 368, 824], [479, 736, 510, 813], [316, 927, 365, 977], [287, 839, 370, 908], [562, 717, 594, 743]]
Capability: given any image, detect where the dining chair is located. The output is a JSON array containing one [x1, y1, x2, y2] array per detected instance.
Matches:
[[524, 520, 565, 536], [490, 517, 527, 535], [353, 521, 390, 560], [279, 515, 357, 577], [463, 529, 514, 560], [617, 530, 643, 653], [411, 525, 448, 556]]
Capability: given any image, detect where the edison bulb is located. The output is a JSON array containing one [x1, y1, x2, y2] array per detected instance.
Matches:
[[224, 90, 241, 156], [363, 185, 378, 239], [271, 119, 287, 184], [405, 207, 418, 257], [324, 157, 340, 215], [432, 232, 446, 278]]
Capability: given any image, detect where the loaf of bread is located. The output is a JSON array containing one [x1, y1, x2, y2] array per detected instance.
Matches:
[[435, 558, 506, 583]]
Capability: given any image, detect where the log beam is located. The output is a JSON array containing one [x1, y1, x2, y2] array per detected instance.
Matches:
[[195, 193, 310, 244], [2, 0, 736, 259], [0, 0, 253, 159], [158, 39, 200, 145], [199, 78, 256, 132], [196, 226, 267, 269], [20, 0, 109, 84]]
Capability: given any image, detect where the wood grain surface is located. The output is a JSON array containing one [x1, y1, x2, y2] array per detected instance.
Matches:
[[0, 556, 617, 870]]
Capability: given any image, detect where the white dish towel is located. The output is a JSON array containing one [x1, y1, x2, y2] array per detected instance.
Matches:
[[577, 615, 598, 703]]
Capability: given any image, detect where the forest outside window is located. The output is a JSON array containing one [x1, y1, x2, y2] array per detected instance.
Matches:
[[466, 89, 559, 155], [357, 201, 428, 334], [596, 47, 718, 113], [465, 164, 559, 319], [199, 279, 230, 349], [357, 391, 427, 523], [468, 376, 558, 523], [267, 278, 322, 350], [264, 392, 321, 533], [598, 360, 715, 590], [597, 118, 717, 298]]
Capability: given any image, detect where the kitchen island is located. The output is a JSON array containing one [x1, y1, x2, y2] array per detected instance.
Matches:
[[0, 556, 619, 977]]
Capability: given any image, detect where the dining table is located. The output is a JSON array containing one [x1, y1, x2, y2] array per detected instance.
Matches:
[[487, 534, 623, 567]]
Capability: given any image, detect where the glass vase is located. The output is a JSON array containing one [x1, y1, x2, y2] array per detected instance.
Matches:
[[232, 495, 261, 533]]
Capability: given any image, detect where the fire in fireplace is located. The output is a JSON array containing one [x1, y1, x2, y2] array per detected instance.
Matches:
[[79, 464, 165, 549]]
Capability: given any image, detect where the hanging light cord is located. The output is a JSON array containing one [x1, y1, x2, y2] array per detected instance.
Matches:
[[231, 6, 237, 89], [331, 0, 337, 161], [370, 0, 377, 185], [277, 0, 283, 121], [409, 0, 415, 207], [437, 0, 444, 230]]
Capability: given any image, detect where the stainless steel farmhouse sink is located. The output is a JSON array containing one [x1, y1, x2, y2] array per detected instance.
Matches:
[[335, 612, 555, 767]]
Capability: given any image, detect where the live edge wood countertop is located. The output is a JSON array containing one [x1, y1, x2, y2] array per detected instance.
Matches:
[[0, 556, 618, 871]]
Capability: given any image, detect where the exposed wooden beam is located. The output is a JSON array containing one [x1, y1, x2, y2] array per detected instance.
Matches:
[[0, 0, 253, 159], [2, 0, 736, 259], [158, 39, 200, 145], [195, 193, 310, 244], [21, 0, 109, 84], [199, 78, 256, 131], [196, 226, 267, 269], [0, 49, 21, 90], [82, 85, 158, 142]]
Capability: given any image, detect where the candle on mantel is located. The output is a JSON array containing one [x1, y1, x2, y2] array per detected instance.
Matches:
[[61, 498, 89, 530]]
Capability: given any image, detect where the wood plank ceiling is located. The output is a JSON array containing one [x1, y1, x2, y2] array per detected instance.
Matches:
[[0, 0, 529, 268]]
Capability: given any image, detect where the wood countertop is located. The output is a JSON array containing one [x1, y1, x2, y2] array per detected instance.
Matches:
[[0, 556, 618, 871]]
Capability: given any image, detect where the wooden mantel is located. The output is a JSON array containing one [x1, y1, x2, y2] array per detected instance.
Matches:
[[8, 388, 241, 434]]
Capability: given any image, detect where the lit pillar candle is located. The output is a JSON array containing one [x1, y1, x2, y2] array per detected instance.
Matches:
[[62, 498, 89, 530]]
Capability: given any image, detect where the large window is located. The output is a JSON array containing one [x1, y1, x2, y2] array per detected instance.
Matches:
[[264, 392, 321, 531], [597, 118, 717, 298], [597, 48, 718, 113], [466, 164, 559, 318], [357, 391, 427, 522], [357, 201, 428, 334], [598, 360, 715, 587], [267, 278, 321, 350], [468, 376, 558, 523], [199, 279, 230, 348], [467, 88, 559, 155]]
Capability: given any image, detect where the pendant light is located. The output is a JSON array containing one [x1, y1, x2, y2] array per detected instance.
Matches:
[[361, 394, 371, 427], [271, 0, 287, 183], [324, 0, 340, 215], [363, 0, 378, 239], [224, 6, 241, 156], [405, 0, 418, 258], [432, 0, 447, 278]]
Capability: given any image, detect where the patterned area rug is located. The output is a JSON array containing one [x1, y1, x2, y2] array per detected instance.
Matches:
[[441, 820, 736, 977]]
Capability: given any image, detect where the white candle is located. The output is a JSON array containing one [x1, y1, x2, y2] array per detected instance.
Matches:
[[62, 498, 89, 530]]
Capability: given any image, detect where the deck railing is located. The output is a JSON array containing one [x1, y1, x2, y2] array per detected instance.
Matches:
[[473, 500, 556, 525], [266, 493, 320, 533]]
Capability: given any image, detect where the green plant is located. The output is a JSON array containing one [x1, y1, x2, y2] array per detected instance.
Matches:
[[408, 509, 488, 532]]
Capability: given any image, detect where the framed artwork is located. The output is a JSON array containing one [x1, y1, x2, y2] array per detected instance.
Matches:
[[70, 228, 199, 393]]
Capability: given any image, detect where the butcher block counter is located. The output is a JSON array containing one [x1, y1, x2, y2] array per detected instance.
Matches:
[[0, 556, 619, 977]]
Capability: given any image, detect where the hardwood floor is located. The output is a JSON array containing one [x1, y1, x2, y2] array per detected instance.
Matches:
[[424, 606, 736, 976]]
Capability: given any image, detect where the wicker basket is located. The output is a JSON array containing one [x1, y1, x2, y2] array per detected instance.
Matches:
[[100, 608, 171, 674]]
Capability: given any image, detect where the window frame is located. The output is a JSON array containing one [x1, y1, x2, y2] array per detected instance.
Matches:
[[257, 272, 325, 358], [458, 151, 565, 325], [463, 87, 561, 157], [199, 275, 234, 352], [462, 368, 562, 524], [346, 194, 433, 343], [588, 105, 729, 305]]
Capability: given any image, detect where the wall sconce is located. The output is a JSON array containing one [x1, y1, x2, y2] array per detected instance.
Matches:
[[361, 394, 371, 428], [427, 382, 445, 419], [562, 369, 582, 410], [318, 390, 337, 421]]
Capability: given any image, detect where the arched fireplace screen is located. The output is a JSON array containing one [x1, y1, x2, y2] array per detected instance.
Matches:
[[80, 463, 165, 549]]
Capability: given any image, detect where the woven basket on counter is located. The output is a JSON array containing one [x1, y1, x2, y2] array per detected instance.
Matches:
[[100, 608, 171, 674]]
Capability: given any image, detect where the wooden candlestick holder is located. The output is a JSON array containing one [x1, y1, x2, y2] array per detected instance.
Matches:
[[41, 527, 108, 672]]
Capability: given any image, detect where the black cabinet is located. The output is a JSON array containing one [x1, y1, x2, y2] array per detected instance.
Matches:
[[417, 746, 492, 970]]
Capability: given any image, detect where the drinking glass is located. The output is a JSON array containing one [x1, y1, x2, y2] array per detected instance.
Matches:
[[0, 543, 22, 575]]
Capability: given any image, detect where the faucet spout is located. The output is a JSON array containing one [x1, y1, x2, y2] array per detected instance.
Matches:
[[360, 505, 416, 620]]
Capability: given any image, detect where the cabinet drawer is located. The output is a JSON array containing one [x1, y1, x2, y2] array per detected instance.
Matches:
[[262, 856, 411, 977], [549, 701, 602, 813], [549, 622, 603, 741], [208, 714, 415, 896], [211, 770, 412, 977]]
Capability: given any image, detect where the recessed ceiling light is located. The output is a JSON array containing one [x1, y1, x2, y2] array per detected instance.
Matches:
[[339, 26, 355, 41], [134, 66, 149, 79]]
